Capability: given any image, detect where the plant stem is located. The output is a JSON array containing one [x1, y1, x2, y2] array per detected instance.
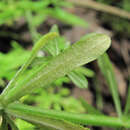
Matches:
[[0, 32, 58, 104], [25, 11, 39, 43], [5, 103, 130, 128], [68, 0, 130, 20]]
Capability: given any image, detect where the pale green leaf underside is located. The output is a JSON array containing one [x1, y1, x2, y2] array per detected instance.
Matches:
[[2, 33, 111, 105]]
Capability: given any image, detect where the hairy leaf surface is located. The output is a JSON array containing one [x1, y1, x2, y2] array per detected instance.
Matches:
[[2, 33, 111, 105]]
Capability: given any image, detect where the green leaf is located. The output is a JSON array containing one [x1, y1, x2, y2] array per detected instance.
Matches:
[[39, 125, 57, 130], [45, 25, 89, 89], [15, 119, 35, 130], [74, 67, 95, 78], [48, 8, 88, 27], [0, 32, 58, 102], [54, 76, 70, 86], [44, 25, 69, 56], [68, 71, 88, 88], [0, 42, 30, 80], [5, 102, 130, 128], [6, 103, 88, 130], [98, 53, 122, 118], [1, 33, 111, 105], [30, 57, 52, 68], [31, 13, 47, 28], [50, 24, 60, 34]]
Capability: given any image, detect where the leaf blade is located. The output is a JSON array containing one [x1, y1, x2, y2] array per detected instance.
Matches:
[[98, 53, 122, 118], [0, 32, 58, 103], [2, 33, 111, 105], [68, 71, 88, 88]]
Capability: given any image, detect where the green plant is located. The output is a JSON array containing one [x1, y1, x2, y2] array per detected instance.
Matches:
[[0, 25, 94, 118], [97, 53, 130, 130], [0, 0, 86, 26], [0, 0, 87, 28], [0, 31, 111, 129], [0, 42, 30, 81], [0, 0, 88, 84]]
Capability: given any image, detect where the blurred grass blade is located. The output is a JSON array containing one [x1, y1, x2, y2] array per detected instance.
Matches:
[[68, 71, 88, 88], [2, 33, 111, 105], [48, 8, 88, 27], [6, 103, 88, 130], [80, 97, 103, 115], [94, 77, 103, 110], [98, 53, 122, 118], [124, 78, 130, 115], [26, 11, 40, 43], [5, 103, 130, 128], [0, 32, 58, 100]]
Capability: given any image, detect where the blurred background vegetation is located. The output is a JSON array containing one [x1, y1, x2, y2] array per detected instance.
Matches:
[[95, 0, 130, 38]]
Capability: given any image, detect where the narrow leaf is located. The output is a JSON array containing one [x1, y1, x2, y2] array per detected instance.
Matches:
[[48, 8, 88, 27], [68, 71, 88, 88], [50, 24, 59, 34], [98, 53, 122, 118], [44, 24, 67, 56], [0, 32, 58, 101], [74, 67, 95, 78]]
